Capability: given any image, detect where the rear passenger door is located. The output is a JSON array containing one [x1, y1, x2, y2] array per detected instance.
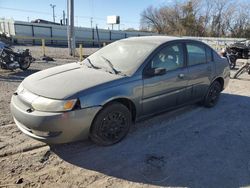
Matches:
[[185, 42, 214, 100]]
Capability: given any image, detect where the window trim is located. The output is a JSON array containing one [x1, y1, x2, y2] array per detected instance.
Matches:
[[143, 41, 186, 77], [185, 41, 207, 67], [205, 46, 214, 62]]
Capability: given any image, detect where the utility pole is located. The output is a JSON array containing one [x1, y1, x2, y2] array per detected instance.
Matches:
[[76, 16, 78, 27], [50, 4, 56, 22], [90, 17, 93, 28], [63, 10, 66, 25], [67, 0, 75, 56]]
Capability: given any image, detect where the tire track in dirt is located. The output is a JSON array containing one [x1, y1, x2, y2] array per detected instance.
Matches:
[[1, 59, 250, 187], [0, 124, 47, 157]]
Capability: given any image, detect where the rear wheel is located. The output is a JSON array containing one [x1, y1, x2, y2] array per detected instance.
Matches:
[[203, 81, 222, 108], [90, 102, 131, 146]]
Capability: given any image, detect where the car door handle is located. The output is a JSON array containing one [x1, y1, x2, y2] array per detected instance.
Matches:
[[178, 73, 185, 79]]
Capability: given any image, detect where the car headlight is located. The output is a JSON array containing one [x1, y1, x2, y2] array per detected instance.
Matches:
[[16, 84, 78, 112], [32, 97, 77, 112]]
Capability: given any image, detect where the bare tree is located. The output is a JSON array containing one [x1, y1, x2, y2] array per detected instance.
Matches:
[[140, 6, 166, 33], [140, 0, 250, 38], [227, 4, 250, 37], [199, 0, 215, 36]]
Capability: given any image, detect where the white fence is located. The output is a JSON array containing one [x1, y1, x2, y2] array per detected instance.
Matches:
[[0, 18, 246, 49], [0, 18, 154, 46]]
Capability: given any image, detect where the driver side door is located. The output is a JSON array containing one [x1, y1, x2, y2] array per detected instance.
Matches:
[[142, 42, 189, 116]]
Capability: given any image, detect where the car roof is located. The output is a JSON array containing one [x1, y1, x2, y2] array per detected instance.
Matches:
[[121, 36, 182, 45], [120, 36, 205, 46]]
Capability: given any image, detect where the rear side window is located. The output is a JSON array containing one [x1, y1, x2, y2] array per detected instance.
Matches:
[[186, 43, 206, 66]]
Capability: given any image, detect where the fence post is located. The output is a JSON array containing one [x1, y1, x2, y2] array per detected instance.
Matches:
[[79, 44, 83, 61], [50, 27, 53, 45], [41, 39, 46, 56], [31, 25, 35, 45], [92, 28, 95, 47]]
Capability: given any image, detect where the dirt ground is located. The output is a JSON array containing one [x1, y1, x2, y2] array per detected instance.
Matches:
[[0, 58, 250, 188]]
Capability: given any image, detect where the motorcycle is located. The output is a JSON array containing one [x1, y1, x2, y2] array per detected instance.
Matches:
[[228, 40, 250, 59], [233, 61, 250, 79], [221, 47, 237, 69], [0, 43, 34, 71]]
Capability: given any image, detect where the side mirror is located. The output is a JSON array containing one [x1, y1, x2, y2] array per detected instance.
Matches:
[[154, 67, 166, 75], [145, 67, 166, 77]]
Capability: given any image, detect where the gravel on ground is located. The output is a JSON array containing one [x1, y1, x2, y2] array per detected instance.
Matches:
[[16, 45, 99, 60], [0, 58, 250, 187]]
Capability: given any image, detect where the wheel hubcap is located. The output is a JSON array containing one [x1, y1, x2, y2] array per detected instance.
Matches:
[[99, 112, 127, 142], [22, 58, 30, 68], [208, 85, 220, 105]]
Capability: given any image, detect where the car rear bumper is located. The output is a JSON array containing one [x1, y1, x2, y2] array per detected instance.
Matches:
[[11, 95, 101, 144]]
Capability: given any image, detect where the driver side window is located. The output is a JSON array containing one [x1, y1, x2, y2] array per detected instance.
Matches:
[[151, 43, 184, 71]]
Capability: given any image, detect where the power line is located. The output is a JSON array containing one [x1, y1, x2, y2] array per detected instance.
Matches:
[[0, 6, 50, 15], [0, 6, 141, 29], [0, 6, 141, 25], [76, 15, 140, 25]]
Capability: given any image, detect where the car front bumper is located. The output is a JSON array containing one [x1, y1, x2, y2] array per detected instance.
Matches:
[[10, 94, 101, 144]]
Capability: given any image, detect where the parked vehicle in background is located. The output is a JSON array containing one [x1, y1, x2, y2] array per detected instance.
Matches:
[[228, 40, 250, 59], [233, 61, 250, 79], [0, 42, 34, 71], [11, 36, 230, 145]]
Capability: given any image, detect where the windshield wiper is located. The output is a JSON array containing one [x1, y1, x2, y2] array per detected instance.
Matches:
[[101, 56, 120, 74], [86, 58, 99, 69]]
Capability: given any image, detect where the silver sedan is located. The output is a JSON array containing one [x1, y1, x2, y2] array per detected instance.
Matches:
[[11, 36, 230, 145]]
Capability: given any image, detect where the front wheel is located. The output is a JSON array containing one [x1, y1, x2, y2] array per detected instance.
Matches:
[[233, 65, 248, 79], [90, 102, 132, 146], [19, 56, 32, 71], [203, 81, 222, 108]]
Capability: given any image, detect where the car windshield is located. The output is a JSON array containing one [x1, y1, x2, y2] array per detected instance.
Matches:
[[85, 40, 157, 75]]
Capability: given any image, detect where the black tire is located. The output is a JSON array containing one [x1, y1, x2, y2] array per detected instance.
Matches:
[[90, 102, 132, 146], [19, 56, 31, 71], [233, 66, 247, 79], [203, 81, 222, 108]]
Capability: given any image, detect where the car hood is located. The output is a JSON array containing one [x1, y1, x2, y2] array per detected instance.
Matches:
[[22, 63, 123, 99]]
